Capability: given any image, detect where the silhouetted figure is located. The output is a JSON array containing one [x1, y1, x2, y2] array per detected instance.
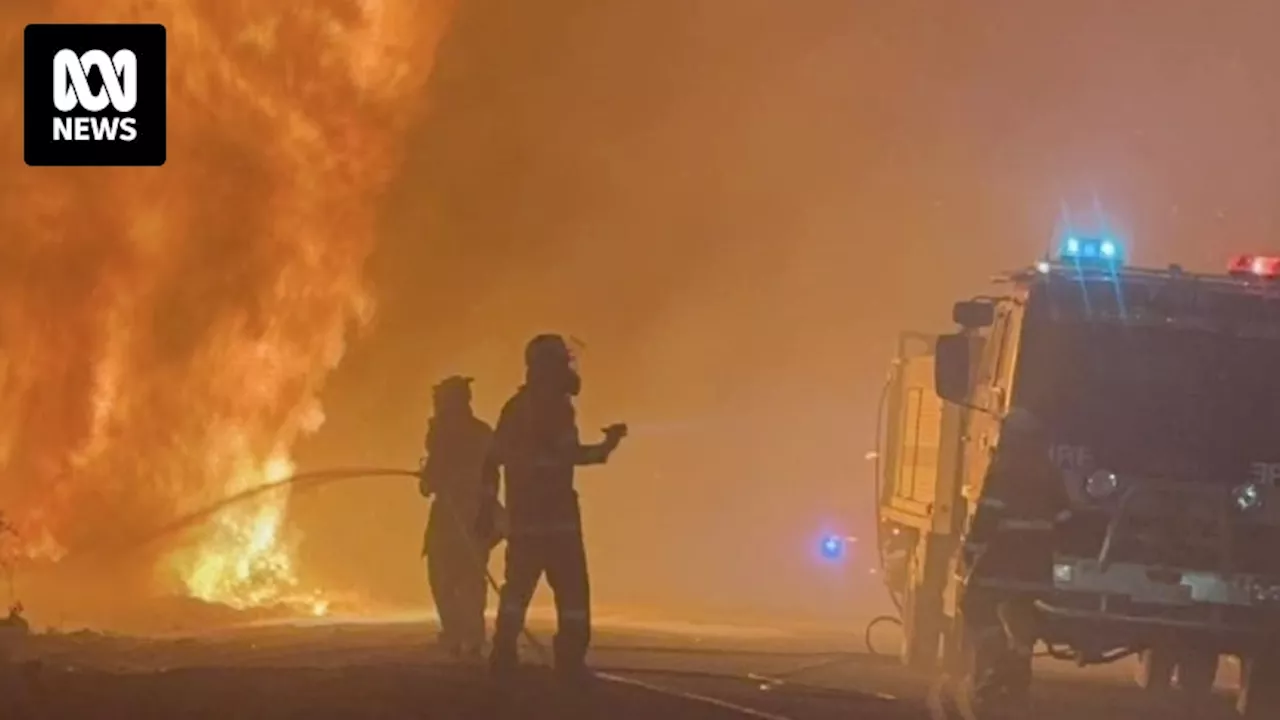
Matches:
[[483, 334, 627, 682], [420, 376, 497, 660], [959, 407, 1068, 713]]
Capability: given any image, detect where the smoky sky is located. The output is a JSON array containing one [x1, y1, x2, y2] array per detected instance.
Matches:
[[291, 0, 1280, 628]]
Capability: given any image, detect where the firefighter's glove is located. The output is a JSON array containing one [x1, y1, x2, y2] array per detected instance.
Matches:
[[602, 423, 628, 449]]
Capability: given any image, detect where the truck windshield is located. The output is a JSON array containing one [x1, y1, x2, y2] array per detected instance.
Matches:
[[1017, 321, 1280, 481]]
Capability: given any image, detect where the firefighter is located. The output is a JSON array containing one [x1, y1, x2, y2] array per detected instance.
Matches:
[[419, 375, 498, 661], [482, 334, 627, 682], [958, 406, 1068, 713]]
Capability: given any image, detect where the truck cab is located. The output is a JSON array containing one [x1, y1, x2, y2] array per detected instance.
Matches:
[[878, 242, 1280, 716]]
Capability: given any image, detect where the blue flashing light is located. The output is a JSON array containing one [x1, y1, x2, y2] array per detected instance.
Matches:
[[820, 535, 844, 560], [1058, 236, 1125, 265]]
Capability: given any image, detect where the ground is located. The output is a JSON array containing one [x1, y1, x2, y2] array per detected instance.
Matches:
[[0, 613, 1255, 719]]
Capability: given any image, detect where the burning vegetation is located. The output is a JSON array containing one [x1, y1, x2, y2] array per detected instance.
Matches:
[[0, 1, 454, 625]]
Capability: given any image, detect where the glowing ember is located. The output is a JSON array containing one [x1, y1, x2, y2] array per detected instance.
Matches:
[[180, 455, 297, 608], [311, 598, 331, 617], [0, 0, 456, 615]]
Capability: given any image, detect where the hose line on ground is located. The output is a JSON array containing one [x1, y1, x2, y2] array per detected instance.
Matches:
[[96, 463, 920, 693]]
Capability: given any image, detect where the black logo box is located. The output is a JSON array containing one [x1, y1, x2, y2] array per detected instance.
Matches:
[[24, 23, 167, 167]]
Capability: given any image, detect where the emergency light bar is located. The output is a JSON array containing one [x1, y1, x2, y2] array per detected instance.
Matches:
[[1058, 237, 1125, 266], [1228, 254, 1280, 279]]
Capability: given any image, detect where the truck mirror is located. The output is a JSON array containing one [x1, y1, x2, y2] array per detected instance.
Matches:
[[952, 300, 994, 329], [935, 333, 972, 404]]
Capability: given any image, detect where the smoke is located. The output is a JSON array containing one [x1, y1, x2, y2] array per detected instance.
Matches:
[[0, 0, 454, 615]]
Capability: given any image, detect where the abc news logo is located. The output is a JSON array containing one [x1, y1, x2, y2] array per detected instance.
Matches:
[[24, 24, 166, 167], [54, 49, 139, 142]]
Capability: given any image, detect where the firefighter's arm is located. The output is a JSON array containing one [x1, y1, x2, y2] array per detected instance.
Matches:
[[571, 432, 614, 466], [418, 423, 447, 497], [964, 453, 1014, 549], [573, 442, 610, 465], [476, 424, 502, 538], [966, 495, 1006, 544], [561, 410, 626, 466], [417, 458, 434, 498], [476, 478, 500, 539], [493, 398, 625, 468], [479, 424, 501, 502], [961, 493, 1004, 578], [512, 403, 619, 467]]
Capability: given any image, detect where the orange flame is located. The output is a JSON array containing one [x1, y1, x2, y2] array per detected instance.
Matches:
[[0, 1, 454, 612]]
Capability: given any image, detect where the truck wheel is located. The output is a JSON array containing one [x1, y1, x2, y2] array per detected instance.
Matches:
[[1238, 652, 1280, 718], [1173, 650, 1218, 697], [1135, 648, 1176, 692]]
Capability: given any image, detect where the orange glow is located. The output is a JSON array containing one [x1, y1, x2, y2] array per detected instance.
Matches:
[[0, 0, 455, 616]]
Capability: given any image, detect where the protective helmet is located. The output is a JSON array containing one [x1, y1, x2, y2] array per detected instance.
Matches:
[[524, 334, 573, 369], [524, 333, 581, 396], [432, 375, 473, 406], [1001, 406, 1044, 439]]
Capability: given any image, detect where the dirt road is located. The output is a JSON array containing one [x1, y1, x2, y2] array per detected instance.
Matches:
[[0, 616, 1250, 719]]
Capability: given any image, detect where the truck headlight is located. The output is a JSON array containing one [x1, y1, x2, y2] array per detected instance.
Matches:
[[1053, 564, 1074, 583], [1085, 469, 1120, 499], [1233, 483, 1263, 512], [1252, 582, 1280, 603]]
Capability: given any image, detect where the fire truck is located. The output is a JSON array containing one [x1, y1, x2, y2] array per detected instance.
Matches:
[[876, 240, 1280, 716]]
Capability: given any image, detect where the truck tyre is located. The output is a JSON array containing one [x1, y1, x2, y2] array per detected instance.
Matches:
[[1173, 650, 1218, 697], [1135, 648, 1176, 692], [1238, 652, 1280, 718]]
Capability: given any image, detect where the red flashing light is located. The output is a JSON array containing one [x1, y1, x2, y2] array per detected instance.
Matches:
[[1229, 254, 1280, 279]]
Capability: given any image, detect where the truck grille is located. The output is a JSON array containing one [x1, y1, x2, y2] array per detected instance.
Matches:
[[1056, 508, 1280, 577]]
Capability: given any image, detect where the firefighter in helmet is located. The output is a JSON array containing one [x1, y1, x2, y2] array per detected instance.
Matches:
[[482, 334, 627, 681], [958, 406, 1069, 711], [419, 375, 500, 660]]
